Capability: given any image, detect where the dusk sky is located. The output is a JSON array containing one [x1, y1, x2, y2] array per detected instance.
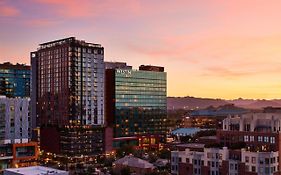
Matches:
[[1, 0, 281, 99]]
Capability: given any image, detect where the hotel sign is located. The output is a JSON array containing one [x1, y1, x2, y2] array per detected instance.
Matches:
[[116, 69, 132, 75]]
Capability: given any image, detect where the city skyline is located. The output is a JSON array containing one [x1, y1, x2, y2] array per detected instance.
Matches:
[[2, 0, 281, 99]]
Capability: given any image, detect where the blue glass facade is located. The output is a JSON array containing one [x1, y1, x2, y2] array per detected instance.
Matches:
[[114, 69, 167, 137], [105, 67, 167, 147], [0, 63, 30, 98]]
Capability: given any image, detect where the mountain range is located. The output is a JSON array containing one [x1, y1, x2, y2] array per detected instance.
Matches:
[[168, 96, 281, 110]]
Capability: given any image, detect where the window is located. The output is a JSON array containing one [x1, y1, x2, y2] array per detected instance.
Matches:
[[252, 166, 256, 172], [264, 137, 269, 142], [244, 135, 249, 142], [258, 136, 263, 142], [270, 137, 275, 144], [207, 152, 212, 158], [259, 167, 263, 173], [230, 163, 234, 170], [265, 158, 269, 164], [245, 156, 249, 163], [252, 157, 256, 164], [264, 167, 270, 174], [194, 159, 197, 165], [250, 136, 255, 142]]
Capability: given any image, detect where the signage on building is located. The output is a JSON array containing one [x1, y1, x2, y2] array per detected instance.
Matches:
[[116, 69, 132, 75]]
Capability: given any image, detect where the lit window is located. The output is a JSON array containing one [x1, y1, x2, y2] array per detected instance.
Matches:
[[270, 137, 275, 144], [244, 135, 249, 142], [250, 136, 255, 142]]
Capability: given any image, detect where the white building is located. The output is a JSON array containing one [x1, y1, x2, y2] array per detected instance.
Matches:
[[0, 96, 31, 144], [241, 149, 279, 174], [223, 113, 281, 132], [171, 146, 279, 175], [4, 166, 68, 175]]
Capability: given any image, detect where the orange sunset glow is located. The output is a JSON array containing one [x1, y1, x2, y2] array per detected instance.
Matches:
[[1, 0, 281, 99]]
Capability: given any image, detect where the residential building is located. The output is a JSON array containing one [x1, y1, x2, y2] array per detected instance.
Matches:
[[4, 166, 68, 175], [186, 104, 248, 129], [0, 96, 38, 169], [105, 63, 167, 151], [31, 37, 105, 156], [171, 146, 279, 175], [171, 112, 281, 175], [0, 62, 30, 98], [217, 113, 281, 152], [0, 96, 31, 144]]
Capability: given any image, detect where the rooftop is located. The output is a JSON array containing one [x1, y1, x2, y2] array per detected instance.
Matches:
[[176, 143, 205, 149], [38, 37, 102, 50], [171, 127, 203, 136], [114, 155, 155, 169], [190, 104, 248, 117], [4, 166, 68, 175], [0, 62, 30, 70]]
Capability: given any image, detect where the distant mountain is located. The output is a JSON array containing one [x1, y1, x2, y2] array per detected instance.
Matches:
[[240, 100, 281, 109], [227, 98, 256, 106], [167, 96, 229, 110], [168, 96, 281, 110]]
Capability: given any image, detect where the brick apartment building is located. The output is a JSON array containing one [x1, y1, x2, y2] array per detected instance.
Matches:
[[171, 112, 281, 175]]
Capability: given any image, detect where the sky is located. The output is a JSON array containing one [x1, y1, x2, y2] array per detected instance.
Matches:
[[1, 0, 281, 99]]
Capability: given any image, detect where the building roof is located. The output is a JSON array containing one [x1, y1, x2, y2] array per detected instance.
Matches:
[[190, 104, 248, 117], [0, 62, 30, 70], [114, 155, 155, 169], [198, 136, 217, 140], [171, 127, 204, 136], [176, 143, 205, 149], [38, 37, 102, 50], [4, 166, 68, 175]]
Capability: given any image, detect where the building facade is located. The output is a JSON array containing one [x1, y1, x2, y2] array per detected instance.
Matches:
[[105, 64, 167, 151], [31, 37, 105, 156], [0, 62, 30, 98], [0, 96, 31, 144], [31, 37, 104, 127], [171, 112, 281, 175], [217, 113, 281, 152], [171, 146, 279, 175], [0, 97, 38, 170]]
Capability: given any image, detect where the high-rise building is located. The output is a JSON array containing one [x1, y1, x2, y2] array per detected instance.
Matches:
[[31, 37, 104, 127], [105, 63, 167, 151], [0, 62, 30, 98], [31, 37, 105, 156]]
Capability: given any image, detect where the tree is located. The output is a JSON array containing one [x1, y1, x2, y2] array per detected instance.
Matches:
[[120, 167, 131, 175], [159, 149, 170, 159], [116, 144, 134, 158]]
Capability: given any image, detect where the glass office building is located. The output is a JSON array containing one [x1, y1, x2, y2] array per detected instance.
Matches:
[[0, 62, 30, 98], [105, 65, 167, 149]]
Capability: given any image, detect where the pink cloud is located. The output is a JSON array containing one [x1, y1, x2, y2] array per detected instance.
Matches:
[[32, 0, 141, 19], [0, 4, 20, 17], [25, 19, 58, 27]]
